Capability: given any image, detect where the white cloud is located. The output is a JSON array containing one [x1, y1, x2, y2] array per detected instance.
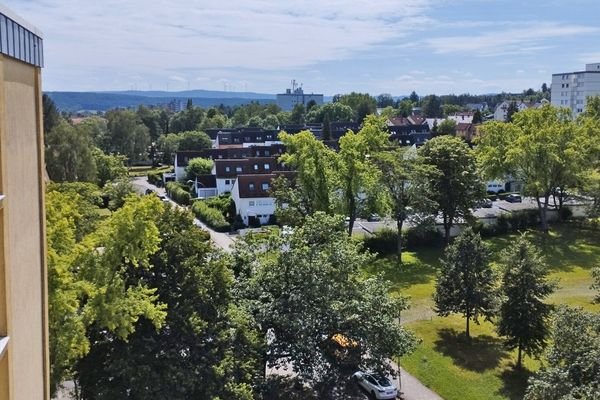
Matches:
[[6, 0, 432, 90], [424, 23, 598, 56]]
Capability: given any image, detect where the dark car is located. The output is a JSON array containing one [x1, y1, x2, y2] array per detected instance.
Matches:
[[505, 194, 522, 203], [476, 199, 493, 208], [367, 214, 381, 222]]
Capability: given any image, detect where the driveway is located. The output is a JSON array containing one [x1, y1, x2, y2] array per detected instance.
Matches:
[[131, 177, 235, 252]]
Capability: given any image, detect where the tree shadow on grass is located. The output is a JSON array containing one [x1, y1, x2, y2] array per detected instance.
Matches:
[[261, 375, 365, 400], [433, 328, 510, 372], [367, 256, 440, 292], [496, 367, 533, 400]]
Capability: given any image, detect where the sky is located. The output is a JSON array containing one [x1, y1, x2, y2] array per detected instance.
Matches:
[[5, 0, 600, 95]]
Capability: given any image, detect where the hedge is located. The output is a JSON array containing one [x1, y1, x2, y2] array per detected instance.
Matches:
[[147, 171, 163, 187], [475, 209, 540, 237], [362, 226, 443, 256], [191, 201, 230, 232], [165, 182, 191, 206]]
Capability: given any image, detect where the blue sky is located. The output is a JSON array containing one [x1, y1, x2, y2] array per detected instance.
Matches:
[[5, 0, 600, 95]]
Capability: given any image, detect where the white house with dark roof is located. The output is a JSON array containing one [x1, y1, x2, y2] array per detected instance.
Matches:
[[231, 174, 277, 225]]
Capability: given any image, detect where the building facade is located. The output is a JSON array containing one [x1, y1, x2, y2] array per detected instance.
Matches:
[[551, 63, 600, 117], [0, 5, 49, 400], [276, 82, 323, 111]]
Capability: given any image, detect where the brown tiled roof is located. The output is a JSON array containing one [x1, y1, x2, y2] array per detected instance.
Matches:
[[214, 157, 280, 178], [236, 174, 276, 198], [456, 122, 474, 131]]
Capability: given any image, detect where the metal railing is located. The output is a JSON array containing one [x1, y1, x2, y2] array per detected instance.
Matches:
[[0, 11, 43, 67]]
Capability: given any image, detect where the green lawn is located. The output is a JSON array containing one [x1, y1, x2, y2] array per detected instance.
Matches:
[[363, 224, 600, 400]]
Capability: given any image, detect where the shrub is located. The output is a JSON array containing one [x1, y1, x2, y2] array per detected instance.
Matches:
[[147, 171, 163, 187], [362, 229, 398, 255], [191, 201, 230, 232], [559, 206, 573, 221], [232, 214, 246, 231], [165, 182, 191, 206], [403, 226, 444, 248]]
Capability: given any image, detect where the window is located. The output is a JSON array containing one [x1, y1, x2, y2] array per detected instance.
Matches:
[[253, 164, 259, 170], [264, 163, 270, 170], [249, 183, 255, 191], [244, 136, 251, 142], [233, 138, 240, 143], [236, 167, 242, 173], [266, 135, 273, 140], [566, 84, 569, 88], [256, 136, 263, 141], [255, 150, 261, 156], [265, 150, 270, 156], [261, 182, 270, 190], [225, 166, 231, 172], [225, 179, 230, 184], [249, 201, 255, 206]]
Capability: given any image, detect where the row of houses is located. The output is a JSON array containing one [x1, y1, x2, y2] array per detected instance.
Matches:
[[169, 113, 492, 227]]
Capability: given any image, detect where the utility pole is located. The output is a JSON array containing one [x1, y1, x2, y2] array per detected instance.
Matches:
[[397, 308, 403, 399]]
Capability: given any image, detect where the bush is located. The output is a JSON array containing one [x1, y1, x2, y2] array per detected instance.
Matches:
[[361, 226, 443, 256], [147, 171, 163, 187], [191, 201, 230, 232], [165, 182, 191, 206], [362, 229, 398, 256], [232, 214, 246, 231], [403, 226, 444, 248], [203, 195, 235, 221]]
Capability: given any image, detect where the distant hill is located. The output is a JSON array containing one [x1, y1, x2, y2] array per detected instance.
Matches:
[[105, 89, 276, 100], [46, 90, 276, 112]]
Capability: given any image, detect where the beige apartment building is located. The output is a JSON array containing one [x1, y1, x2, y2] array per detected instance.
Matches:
[[0, 5, 49, 400]]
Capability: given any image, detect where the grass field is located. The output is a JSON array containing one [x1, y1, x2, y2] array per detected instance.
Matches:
[[363, 223, 600, 400]]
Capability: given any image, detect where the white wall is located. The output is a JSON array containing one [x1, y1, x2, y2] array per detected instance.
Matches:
[[217, 178, 234, 195], [235, 197, 276, 225]]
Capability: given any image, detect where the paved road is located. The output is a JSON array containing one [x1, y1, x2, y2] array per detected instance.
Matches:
[[131, 177, 235, 252]]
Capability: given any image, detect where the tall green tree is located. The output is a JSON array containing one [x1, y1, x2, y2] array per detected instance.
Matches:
[[106, 109, 151, 163], [373, 147, 433, 263], [177, 130, 212, 151], [524, 306, 600, 400], [305, 102, 354, 124], [169, 106, 205, 133], [419, 136, 483, 243], [92, 149, 128, 187], [409, 91, 420, 104], [433, 228, 497, 339], [290, 103, 306, 124], [322, 113, 332, 140], [421, 95, 443, 117], [506, 101, 519, 122], [477, 105, 594, 232], [185, 157, 213, 180], [436, 119, 457, 136], [76, 207, 259, 400], [278, 130, 337, 217], [46, 192, 167, 394], [234, 213, 417, 393], [42, 94, 61, 135], [496, 236, 556, 368], [45, 120, 97, 182], [337, 92, 377, 122], [336, 115, 389, 235]]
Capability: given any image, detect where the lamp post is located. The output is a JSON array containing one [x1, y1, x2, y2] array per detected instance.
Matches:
[[397, 308, 403, 399]]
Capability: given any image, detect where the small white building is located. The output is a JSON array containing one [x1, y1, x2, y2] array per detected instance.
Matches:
[[231, 174, 277, 226], [551, 63, 600, 117], [448, 112, 474, 124]]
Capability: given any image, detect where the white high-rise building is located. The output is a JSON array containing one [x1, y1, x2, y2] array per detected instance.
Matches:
[[551, 63, 600, 117]]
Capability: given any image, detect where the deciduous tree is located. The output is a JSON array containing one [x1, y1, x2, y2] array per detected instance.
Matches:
[[419, 136, 483, 243], [477, 105, 593, 232], [234, 213, 417, 392], [525, 307, 600, 400]]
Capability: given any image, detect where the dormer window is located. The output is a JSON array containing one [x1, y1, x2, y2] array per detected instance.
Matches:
[[262, 182, 270, 190], [249, 183, 255, 191], [236, 167, 242, 173]]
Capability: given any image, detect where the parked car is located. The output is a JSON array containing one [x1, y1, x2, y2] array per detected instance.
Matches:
[[158, 194, 169, 203], [476, 199, 493, 209], [367, 214, 381, 222], [505, 194, 522, 203], [353, 371, 398, 400]]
